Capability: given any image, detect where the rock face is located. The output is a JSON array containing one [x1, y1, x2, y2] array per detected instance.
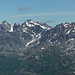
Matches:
[[0, 19, 51, 55], [0, 20, 11, 32], [0, 20, 75, 75]]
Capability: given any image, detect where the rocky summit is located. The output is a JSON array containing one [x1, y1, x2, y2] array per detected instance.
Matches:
[[0, 20, 75, 75]]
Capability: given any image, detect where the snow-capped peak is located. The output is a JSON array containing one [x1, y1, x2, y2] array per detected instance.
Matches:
[[24, 19, 51, 30], [26, 20, 34, 27], [2, 20, 8, 25], [25, 19, 39, 27], [14, 23, 20, 26], [62, 22, 70, 28]]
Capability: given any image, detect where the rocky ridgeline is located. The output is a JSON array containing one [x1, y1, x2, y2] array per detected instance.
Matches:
[[0, 20, 75, 75]]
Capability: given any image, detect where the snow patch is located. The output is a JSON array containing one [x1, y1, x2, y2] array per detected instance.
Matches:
[[4, 22, 8, 25], [49, 40, 53, 44], [40, 25, 46, 29], [23, 28, 27, 32], [63, 24, 68, 28], [26, 21, 28, 25], [28, 24, 34, 27], [26, 33, 41, 47], [37, 41, 40, 45], [9, 25, 13, 32], [41, 47, 45, 49], [54, 34, 57, 36], [66, 38, 74, 43], [68, 38, 74, 41], [35, 56, 39, 59], [66, 30, 71, 34], [26, 39, 35, 47], [31, 35, 34, 39], [63, 23, 70, 28], [34, 22, 40, 25], [26, 21, 34, 27], [39, 25, 50, 30], [72, 30, 75, 32], [30, 20, 34, 23]]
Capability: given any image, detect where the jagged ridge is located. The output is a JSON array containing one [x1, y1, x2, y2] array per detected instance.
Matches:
[[0, 20, 75, 75]]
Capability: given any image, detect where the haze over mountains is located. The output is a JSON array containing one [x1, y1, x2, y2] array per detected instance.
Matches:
[[0, 19, 75, 75]]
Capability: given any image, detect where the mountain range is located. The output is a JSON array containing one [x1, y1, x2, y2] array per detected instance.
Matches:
[[0, 19, 75, 75]]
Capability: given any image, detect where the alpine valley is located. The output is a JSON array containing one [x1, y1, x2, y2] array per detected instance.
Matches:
[[0, 19, 75, 75]]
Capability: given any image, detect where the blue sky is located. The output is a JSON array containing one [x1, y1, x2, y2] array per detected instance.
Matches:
[[0, 0, 75, 26]]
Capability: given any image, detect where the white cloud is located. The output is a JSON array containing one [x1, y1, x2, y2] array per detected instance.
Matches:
[[14, 12, 75, 17]]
